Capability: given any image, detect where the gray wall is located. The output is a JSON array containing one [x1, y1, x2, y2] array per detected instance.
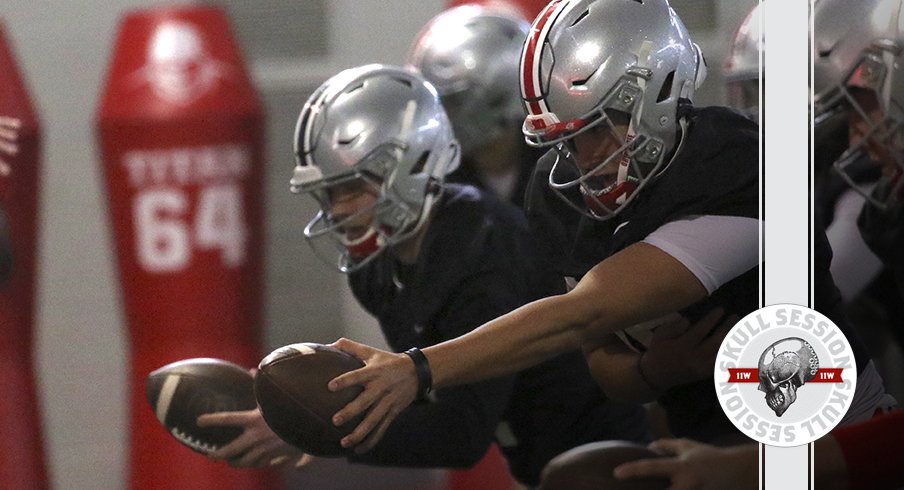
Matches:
[[0, 1, 753, 488]]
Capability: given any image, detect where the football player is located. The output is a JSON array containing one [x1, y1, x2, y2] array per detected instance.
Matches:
[[327, 0, 890, 451], [407, 3, 539, 208], [812, 0, 904, 400], [814, 0, 904, 304], [200, 64, 649, 487]]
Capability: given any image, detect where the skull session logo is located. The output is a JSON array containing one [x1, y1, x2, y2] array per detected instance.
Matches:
[[714, 304, 856, 447]]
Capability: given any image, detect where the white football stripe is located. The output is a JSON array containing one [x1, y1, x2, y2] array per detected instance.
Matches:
[[287, 343, 316, 355], [155, 375, 181, 424]]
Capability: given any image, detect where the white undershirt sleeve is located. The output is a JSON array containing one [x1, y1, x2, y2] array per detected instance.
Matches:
[[642, 215, 761, 294]]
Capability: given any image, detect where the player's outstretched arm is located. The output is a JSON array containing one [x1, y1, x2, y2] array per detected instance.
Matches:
[[330, 242, 707, 450]]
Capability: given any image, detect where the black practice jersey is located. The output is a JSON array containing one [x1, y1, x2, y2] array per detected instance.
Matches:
[[347, 184, 648, 485], [526, 105, 871, 442], [817, 161, 904, 350], [859, 179, 904, 299]]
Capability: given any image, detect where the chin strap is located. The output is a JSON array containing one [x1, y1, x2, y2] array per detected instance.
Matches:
[[581, 180, 638, 217], [654, 116, 689, 180], [341, 227, 383, 262], [341, 178, 442, 264]]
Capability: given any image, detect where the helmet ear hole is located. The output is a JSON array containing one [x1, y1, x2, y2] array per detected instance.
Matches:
[[411, 151, 429, 175], [657, 71, 675, 103]]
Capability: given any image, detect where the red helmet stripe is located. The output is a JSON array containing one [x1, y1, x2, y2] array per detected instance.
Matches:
[[520, 0, 568, 116]]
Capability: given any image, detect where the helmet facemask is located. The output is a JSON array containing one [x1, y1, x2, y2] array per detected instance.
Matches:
[[816, 44, 904, 210], [293, 142, 441, 273], [537, 77, 678, 221], [303, 174, 386, 272], [518, 0, 703, 222], [290, 65, 461, 273]]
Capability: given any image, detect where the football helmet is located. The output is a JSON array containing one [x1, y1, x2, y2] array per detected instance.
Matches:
[[723, 2, 763, 115], [813, 0, 904, 209], [407, 3, 530, 155], [290, 64, 460, 272], [519, 0, 706, 220]]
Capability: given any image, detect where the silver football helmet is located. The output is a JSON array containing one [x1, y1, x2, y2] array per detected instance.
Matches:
[[519, 0, 706, 220], [813, 0, 904, 209], [290, 64, 460, 272], [407, 3, 530, 155], [723, 2, 763, 115]]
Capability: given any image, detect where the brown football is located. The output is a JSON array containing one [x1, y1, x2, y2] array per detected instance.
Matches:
[[539, 441, 669, 490], [145, 358, 255, 455], [254, 343, 366, 457]]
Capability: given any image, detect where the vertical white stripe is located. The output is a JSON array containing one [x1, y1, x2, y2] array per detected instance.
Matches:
[[155, 375, 181, 424], [302, 83, 334, 167], [810, 442, 816, 490], [763, 0, 812, 487], [399, 99, 417, 140], [525, 0, 574, 115], [758, 0, 766, 483], [288, 343, 316, 355], [758, 0, 765, 311]]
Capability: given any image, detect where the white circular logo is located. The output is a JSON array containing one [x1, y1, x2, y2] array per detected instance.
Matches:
[[714, 304, 857, 447]]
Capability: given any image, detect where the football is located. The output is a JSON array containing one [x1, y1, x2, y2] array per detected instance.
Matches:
[[145, 358, 255, 455], [539, 441, 669, 490], [254, 342, 366, 457]]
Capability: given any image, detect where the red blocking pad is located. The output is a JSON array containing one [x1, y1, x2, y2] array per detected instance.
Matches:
[[0, 20, 49, 490], [95, 5, 276, 489], [448, 444, 516, 490]]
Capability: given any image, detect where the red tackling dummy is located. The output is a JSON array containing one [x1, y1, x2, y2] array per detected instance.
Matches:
[[0, 20, 48, 490], [95, 6, 274, 489]]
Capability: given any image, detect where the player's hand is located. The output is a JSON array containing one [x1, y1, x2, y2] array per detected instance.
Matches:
[[0, 116, 21, 176], [197, 408, 307, 468], [328, 338, 418, 453], [641, 307, 738, 389], [613, 438, 757, 490]]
